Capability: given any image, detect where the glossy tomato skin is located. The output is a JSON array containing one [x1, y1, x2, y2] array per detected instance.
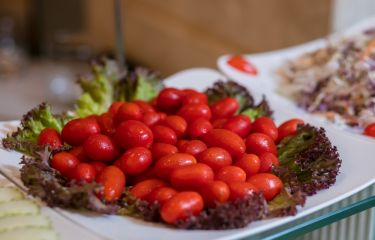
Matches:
[[161, 191, 204, 224], [72, 163, 96, 183], [161, 115, 187, 138], [132, 100, 155, 113], [115, 120, 153, 150], [277, 118, 304, 142], [182, 91, 208, 105], [199, 180, 230, 207], [223, 115, 252, 138], [198, 147, 232, 172], [188, 118, 213, 138], [69, 146, 88, 162], [259, 152, 279, 173], [179, 140, 207, 157], [89, 162, 106, 176], [210, 97, 239, 120], [211, 118, 228, 129], [252, 117, 278, 141], [38, 128, 62, 149], [108, 101, 124, 115], [97, 112, 116, 136], [215, 166, 246, 184], [364, 123, 375, 138], [129, 179, 167, 200], [142, 112, 161, 126], [61, 118, 100, 146], [234, 154, 260, 177], [247, 173, 283, 201], [97, 166, 126, 202], [83, 134, 120, 162], [152, 125, 177, 145], [245, 133, 277, 155], [146, 187, 177, 206], [201, 129, 246, 158], [170, 163, 214, 190], [151, 143, 178, 161], [156, 88, 183, 112], [115, 102, 143, 124], [154, 153, 197, 179], [51, 152, 79, 178], [177, 103, 211, 123], [119, 147, 152, 175], [176, 139, 189, 149], [228, 182, 258, 201]]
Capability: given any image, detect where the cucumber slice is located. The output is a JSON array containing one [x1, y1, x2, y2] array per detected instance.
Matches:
[[0, 215, 51, 232], [0, 200, 39, 218], [0, 187, 23, 203], [0, 227, 58, 240]]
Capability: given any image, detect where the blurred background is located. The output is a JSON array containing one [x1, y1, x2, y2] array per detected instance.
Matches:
[[0, 0, 374, 120]]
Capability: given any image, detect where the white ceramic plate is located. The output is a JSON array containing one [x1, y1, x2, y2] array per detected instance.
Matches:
[[0, 67, 374, 240]]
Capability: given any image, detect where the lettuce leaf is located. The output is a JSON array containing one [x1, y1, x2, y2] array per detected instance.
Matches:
[[241, 96, 273, 121]]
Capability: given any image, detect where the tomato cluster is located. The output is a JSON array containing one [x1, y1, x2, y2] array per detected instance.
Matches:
[[37, 87, 305, 225]]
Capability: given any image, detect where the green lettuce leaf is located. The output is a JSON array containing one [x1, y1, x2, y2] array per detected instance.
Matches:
[[241, 96, 273, 121]]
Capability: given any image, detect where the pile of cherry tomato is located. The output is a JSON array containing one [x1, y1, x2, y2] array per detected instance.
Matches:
[[37, 87, 304, 224]]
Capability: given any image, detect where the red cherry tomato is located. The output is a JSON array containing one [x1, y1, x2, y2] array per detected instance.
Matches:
[[177, 103, 211, 123], [89, 162, 106, 176], [223, 115, 252, 138], [170, 163, 214, 190], [146, 187, 177, 206], [215, 166, 246, 184], [154, 153, 197, 179], [97, 166, 126, 202], [69, 146, 88, 162], [38, 128, 62, 149], [162, 115, 187, 138], [51, 152, 79, 178], [151, 143, 178, 161], [246, 133, 277, 155], [234, 154, 260, 177], [202, 129, 246, 158], [115, 120, 153, 149], [61, 118, 100, 146], [199, 180, 230, 207], [156, 88, 183, 112], [259, 152, 279, 173], [182, 91, 208, 105], [108, 101, 124, 115], [247, 173, 283, 201], [142, 112, 161, 126], [179, 140, 207, 157], [227, 56, 258, 75], [97, 112, 116, 136], [364, 123, 375, 138], [129, 179, 167, 200], [158, 112, 167, 121], [161, 191, 204, 224], [188, 118, 213, 138], [119, 147, 152, 175], [198, 147, 232, 172], [176, 139, 189, 149], [72, 163, 96, 183], [132, 100, 155, 113], [211, 118, 227, 129], [152, 125, 177, 145], [83, 134, 120, 162], [277, 118, 304, 142], [228, 182, 258, 201], [115, 102, 143, 124], [252, 117, 278, 141], [210, 97, 239, 120]]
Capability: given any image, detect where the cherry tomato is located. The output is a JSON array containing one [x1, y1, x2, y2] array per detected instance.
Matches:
[[182, 91, 208, 105], [210, 97, 239, 120], [132, 100, 155, 113], [72, 163, 96, 183], [259, 152, 279, 173], [51, 152, 79, 178], [83, 134, 120, 162], [177, 103, 211, 123], [277, 118, 304, 142], [228, 182, 258, 201], [141, 112, 161, 126], [211, 118, 227, 129], [234, 154, 260, 177], [202, 129, 246, 158], [247, 173, 283, 201], [69, 146, 88, 162], [146, 187, 177, 206], [158, 112, 167, 121], [38, 128, 62, 149], [115, 102, 143, 124], [364, 122, 375, 138], [246, 133, 277, 155], [161, 115, 187, 138], [188, 118, 213, 138], [179, 140, 207, 157], [97, 166, 126, 202], [61, 118, 100, 146], [97, 112, 116, 136], [89, 162, 106, 176], [227, 56, 258, 75], [223, 115, 252, 137], [215, 166, 246, 184], [151, 143, 178, 161], [252, 117, 278, 141], [115, 120, 153, 149], [108, 101, 124, 115], [129, 179, 167, 200], [119, 147, 152, 175], [198, 147, 232, 172], [154, 153, 197, 179], [170, 163, 214, 190], [199, 180, 230, 207], [176, 139, 189, 149], [161, 191, 204, 224], [156, 88, 183, 112], [152, 125, 177, 145]]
